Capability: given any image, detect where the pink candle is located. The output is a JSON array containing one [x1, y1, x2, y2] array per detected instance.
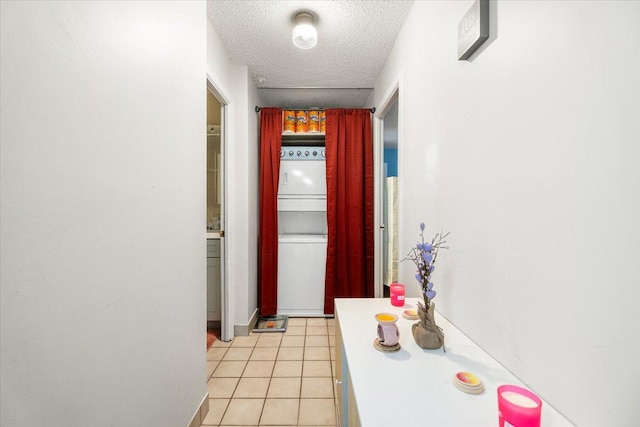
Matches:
[[497, 385, 542, 427], [389, 283, 405, 307]]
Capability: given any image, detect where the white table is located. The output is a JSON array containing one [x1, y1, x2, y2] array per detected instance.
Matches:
[[334, 298, 574, 427]]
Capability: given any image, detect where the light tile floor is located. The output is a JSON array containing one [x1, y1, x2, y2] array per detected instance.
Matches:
[[204, 317, 336, 426]]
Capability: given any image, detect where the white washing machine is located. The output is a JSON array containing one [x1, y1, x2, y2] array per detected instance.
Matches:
[[277, 146, 327, 316], [277, 234, 327, 316]]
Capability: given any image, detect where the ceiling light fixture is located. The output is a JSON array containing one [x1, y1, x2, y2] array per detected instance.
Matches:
[[292, 12, 317, 50]]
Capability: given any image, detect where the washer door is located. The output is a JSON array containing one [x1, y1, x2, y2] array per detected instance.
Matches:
[[277, 237, 327, 316]]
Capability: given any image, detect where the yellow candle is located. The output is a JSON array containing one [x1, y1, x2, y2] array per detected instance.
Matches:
[[375, 313, 396, 322]]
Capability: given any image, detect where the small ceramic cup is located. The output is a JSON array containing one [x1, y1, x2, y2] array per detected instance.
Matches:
[[375, 313, 399, 347]]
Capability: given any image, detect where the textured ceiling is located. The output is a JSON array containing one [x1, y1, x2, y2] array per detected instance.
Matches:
[[207, 0, 414, 108]]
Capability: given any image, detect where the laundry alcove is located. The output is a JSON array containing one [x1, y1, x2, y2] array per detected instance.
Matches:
[[257, 108, 375, 317]]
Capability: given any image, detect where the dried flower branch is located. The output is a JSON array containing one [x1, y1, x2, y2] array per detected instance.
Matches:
[[401, 223, 450, 311]]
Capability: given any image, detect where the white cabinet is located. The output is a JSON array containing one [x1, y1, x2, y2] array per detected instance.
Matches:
[[334, 298, 573, 427], [207, 239, 221, 322], [334, 310, 361, 427]]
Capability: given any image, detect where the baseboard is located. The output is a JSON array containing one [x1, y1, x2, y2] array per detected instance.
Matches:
[[234, 308, 259, 336], [187, 392, 209, 427]]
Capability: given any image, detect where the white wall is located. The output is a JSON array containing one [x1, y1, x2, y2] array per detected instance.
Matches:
[[207, 20, 261, 334], [375, 1, 640, 426], [228, 66, 260, 330], [0, 2, 206, 426]]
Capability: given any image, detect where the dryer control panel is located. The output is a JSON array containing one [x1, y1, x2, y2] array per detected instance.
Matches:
[[280, 146, 326, 160]]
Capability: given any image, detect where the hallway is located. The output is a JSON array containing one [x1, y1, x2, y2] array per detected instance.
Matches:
[[3, 2, 639, 426], [204, 317, 336, 426]]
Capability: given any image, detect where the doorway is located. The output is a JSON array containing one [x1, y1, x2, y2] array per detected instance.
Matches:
[[374, 86, 400, 298], [206, 79, 229, 341]]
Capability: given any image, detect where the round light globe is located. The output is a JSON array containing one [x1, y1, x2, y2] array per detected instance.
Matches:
[[292, 12, 317, 49]]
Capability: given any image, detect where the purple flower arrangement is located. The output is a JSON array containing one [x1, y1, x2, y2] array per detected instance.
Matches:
[[404, 223, 449, 311]]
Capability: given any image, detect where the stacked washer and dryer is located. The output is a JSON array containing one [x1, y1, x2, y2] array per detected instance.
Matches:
[[277, 146, 327, 317]]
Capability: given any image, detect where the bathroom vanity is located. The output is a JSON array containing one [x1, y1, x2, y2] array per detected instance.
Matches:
[[206, 238, 221, 323]]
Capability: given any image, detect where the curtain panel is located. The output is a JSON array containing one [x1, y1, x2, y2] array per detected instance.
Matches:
[[324, 109, 375, 314], [258, 108, 282, 316]]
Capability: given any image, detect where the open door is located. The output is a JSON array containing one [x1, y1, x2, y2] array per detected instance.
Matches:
[[374, 84, 400, 298], [206, 77, 231, 341]]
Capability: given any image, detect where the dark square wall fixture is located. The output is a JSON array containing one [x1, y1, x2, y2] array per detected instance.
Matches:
[[458, 0, 489, 60]]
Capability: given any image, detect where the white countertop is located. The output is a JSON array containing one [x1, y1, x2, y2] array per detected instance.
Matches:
[[335, 298, 574, 427]]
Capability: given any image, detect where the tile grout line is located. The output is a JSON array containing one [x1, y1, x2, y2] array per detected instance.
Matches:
[[225, 342, 254, 425], [295, 323, 306, 427]]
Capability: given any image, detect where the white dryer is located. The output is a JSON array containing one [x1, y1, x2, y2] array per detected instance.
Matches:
[[278, 147, 326, 197]]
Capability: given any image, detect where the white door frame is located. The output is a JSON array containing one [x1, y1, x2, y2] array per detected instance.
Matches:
[[373, 79, 400, 298], [207, 72, 234, 341]]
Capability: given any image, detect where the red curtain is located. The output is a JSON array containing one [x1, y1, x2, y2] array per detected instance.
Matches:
[[258, 108, 282, 316], [324, 109, 374, 314]]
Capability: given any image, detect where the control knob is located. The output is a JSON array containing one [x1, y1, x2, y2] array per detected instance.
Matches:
[[313, 151, 317, 156], [297, 150, 302, 156], [305, 151, 310, 156], [280, 149, 285, 157], [321, 149, 326, 157], [289, 151, 294, 156]]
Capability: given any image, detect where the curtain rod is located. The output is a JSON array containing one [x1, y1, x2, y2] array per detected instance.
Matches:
[[258, 87, 372, 90], [255, 106, 376, 113]]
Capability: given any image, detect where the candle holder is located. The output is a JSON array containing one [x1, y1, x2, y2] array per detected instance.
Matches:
[[497, 385, 542, 427], [389, 283, 405, 306], [373, 313, 400, 352]]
